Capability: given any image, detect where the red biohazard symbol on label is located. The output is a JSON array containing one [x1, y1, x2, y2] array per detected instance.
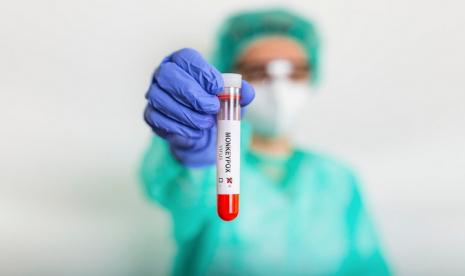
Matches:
[[227, 177, 233, 184]]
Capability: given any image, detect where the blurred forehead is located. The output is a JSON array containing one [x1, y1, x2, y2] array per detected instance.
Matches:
[[236, 36, 308, 65]]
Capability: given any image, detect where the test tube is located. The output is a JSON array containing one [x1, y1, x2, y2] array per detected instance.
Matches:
[[216, 73, 242, 221]]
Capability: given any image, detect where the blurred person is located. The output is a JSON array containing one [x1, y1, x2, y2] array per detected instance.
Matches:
[[141, 9, 390, 276]]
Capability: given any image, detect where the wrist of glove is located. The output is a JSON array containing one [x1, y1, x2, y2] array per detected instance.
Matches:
[[169, 126, 216, 167]]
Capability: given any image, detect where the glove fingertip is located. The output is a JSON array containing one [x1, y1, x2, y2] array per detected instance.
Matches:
[[209, 69, 224, 95], [240, 80, 255, 107]]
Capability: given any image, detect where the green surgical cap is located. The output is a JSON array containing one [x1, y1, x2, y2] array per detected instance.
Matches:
[[212, 8, 321, 83]]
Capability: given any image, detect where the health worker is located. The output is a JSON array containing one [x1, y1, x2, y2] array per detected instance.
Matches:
[[141, 8, 390, 276]]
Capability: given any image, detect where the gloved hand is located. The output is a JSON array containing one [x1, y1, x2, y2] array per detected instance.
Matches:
[[144, 48, 255, 167]]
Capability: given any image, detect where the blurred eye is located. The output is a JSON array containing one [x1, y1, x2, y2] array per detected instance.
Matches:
[[237, 64, 268, 82], [247, 69, 267, 81], [290, 64, 310, 81], [236, 60, 310, 81]]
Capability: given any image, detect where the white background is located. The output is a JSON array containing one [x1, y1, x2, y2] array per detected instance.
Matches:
[[1, 0, 464, 275]]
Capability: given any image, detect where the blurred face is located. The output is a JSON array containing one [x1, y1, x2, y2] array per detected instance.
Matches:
[[235, 36, 312, 139], [235, 36, 310, 82]]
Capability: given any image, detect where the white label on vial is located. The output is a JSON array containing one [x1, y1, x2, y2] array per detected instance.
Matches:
[[217, 120, 240, 195]]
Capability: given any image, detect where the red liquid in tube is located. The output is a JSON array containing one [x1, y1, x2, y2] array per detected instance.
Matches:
[[216, 73, 241, 221]]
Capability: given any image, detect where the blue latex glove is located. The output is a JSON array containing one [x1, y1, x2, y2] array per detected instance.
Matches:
[[144, 48, 255, 167]]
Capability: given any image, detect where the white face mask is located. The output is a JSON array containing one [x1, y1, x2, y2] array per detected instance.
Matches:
[[246, 78, 311, 138]]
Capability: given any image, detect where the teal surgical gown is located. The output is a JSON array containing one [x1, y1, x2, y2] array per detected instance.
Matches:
[[140, 124, 390, 275]]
